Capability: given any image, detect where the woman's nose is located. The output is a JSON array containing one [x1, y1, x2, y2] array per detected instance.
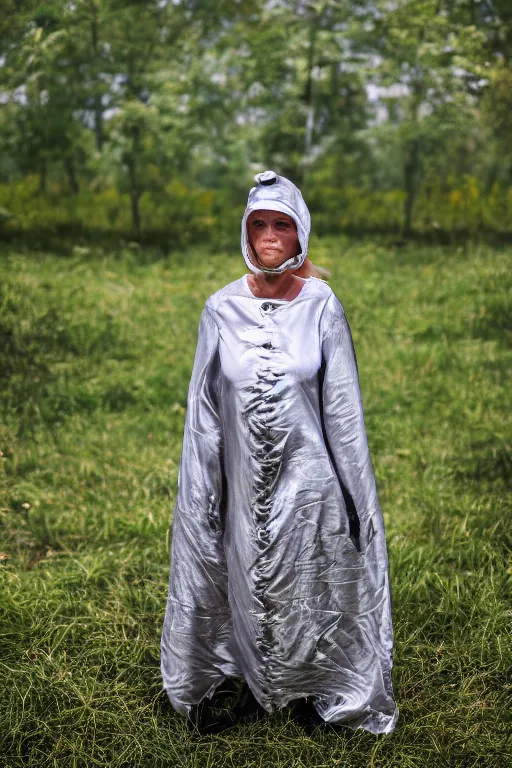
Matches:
[[263, 226, 278, 241]]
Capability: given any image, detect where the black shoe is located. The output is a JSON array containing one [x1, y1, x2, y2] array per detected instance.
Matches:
[[289, 698, 359, 737], [186, 693, 236, 736], [289, 697, 326, 735], [186, 680, 265, 735], [231, 682, 266, 725]]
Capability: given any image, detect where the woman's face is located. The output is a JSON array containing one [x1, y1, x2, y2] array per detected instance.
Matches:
[[247, 210, 300, 269]]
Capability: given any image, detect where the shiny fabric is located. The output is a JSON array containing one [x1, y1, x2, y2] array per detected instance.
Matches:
[[161, 275, 399, 734], [241, 170, 310, 274]]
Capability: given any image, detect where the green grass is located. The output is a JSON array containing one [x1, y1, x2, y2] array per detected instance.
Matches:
[[1, 238, 511, 767]]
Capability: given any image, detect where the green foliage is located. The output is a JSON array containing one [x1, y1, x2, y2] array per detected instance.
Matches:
[[1, 0, 511, 239], [3, 171, 512, 242], [0, 241, 511, 766], [0, 177, 233, 248]]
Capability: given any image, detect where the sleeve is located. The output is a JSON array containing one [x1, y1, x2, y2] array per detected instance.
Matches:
[[168, 299, 227, 606], [319, 292, 385, 557], [161, 300, 235, 713]]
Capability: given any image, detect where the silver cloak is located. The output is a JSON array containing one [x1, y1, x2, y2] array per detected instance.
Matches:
[[161, 274, 399, 734]]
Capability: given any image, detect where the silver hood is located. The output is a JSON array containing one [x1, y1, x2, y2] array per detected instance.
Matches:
[[241, 170, 311, 274]]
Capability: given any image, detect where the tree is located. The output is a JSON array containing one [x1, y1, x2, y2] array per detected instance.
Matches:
[[361, 0, 487, 233], [0, 1, 90, 193]]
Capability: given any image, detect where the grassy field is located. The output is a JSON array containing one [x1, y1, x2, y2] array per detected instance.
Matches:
[[0, 238, 510, 768]]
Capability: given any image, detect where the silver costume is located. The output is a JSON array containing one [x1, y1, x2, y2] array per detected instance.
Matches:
[[161, 173, 398, 734]]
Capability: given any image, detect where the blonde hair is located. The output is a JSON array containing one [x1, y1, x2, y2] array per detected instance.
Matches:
[[293, 257, 331, 281]]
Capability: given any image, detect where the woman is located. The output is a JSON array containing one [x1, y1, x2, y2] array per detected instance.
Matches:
[[161, 171, 398, 735]]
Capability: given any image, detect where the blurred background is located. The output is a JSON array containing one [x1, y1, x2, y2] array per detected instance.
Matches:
[[1, 0, 512, 249]]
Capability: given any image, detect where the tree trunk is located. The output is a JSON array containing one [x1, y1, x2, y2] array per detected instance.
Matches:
[[65, 158, 80, 195], [127, 128, 142, 239], [94, 93, 104, 152], [128, 159, 141, 240], [300, 18, 318, 188], [91, 10, 104, 152], [403, 138, 420, 236], [39, 162, 47, 195], [130, 186, 141, 241]]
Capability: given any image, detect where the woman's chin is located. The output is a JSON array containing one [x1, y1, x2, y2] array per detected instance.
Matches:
[[257, 252, 291, 269]]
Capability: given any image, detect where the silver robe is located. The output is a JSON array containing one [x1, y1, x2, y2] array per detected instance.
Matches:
[[161, 275, 398, 734]]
